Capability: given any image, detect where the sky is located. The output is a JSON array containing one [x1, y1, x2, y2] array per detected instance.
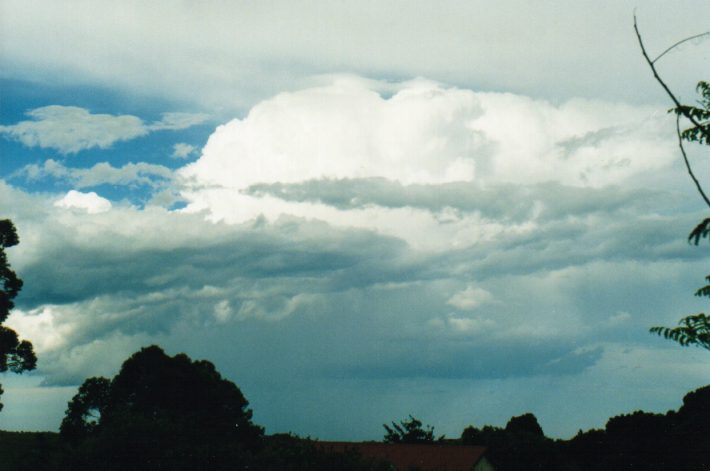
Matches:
[[1, 0, 710, 440]]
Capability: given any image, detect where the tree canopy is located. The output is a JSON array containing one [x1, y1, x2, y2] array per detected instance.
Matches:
[[382, 415, 441, 443], [60, 345, 263, 470], [505, 413, 545, 437], [0, 219, 36, 411]]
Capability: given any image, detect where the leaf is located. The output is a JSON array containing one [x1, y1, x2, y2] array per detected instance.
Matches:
[[688, 218, 710, 245]]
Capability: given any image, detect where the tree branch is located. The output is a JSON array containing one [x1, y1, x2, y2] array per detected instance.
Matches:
[[676, 113, 710, 208], [652, 31, 710, 63], [635, 14, 710, 209], [634, 15, 707, 132]]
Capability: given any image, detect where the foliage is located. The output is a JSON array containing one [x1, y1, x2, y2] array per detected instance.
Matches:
[[60, 345, 263, 470], [636, 20, 710, 350], [460, 386, 710, 470], [462, 413, 559, 471], [0, 431, 61, 471], [59, 377, 111, 438], [0, 219, 36, 411], [247, 434, 392, 471], [505, 413, 545, 437], [563, 385, 710, 471], [383, 415, 441, 443], [650, 313, 710, 349], [675, 81, 710, 145], [7, 383, 710, 471]]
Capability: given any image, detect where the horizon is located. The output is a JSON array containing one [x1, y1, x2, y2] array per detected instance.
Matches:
[[1, 0, 709, 441]]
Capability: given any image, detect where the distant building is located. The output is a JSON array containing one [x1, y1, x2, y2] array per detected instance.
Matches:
[[315, 442, 495, 471]]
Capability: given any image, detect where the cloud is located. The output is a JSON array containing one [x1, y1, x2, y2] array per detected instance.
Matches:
[[0, 106, 146, 154], [1, 76, 708, 437], [16, 159, 174, 189], [245, 179, 662, 223], [0, 106, 208, 154], [172, 143, 197, 159], [178, 78, 676, 251], [447, 285, 494, 310], [148, 112, 209, 131], [2, 172, 709, 436], [2, 1, 708, 108], [53, 190, 112, 213]]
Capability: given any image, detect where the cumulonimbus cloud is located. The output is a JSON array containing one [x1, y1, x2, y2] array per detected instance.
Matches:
[[178, 77, 676, 249]]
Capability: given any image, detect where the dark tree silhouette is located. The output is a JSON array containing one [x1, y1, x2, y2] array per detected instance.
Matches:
[[0, 219, 36, 411], [635, 18, 710, 350], [60, 345, 263, 470], [59, 377, 111, 438], [461, 413, 558, 471], [505, 413, 545, 437], [382, 415, 441, 443], [563, 385, 710, 470]]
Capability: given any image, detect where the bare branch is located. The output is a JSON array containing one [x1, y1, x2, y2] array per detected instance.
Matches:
[[653, 31, 710, 63], [633, 15, 707, 132]]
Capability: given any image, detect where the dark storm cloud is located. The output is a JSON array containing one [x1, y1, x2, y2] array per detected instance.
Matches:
[[339, 342, 604, 380], [15, 214, 412, 308]]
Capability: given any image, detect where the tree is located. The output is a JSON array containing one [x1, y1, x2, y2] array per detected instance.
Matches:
[[634, 18, 710, 350], [59, 377, 111, 438], [60, 345, 263, 470], [0, 219, 36, 411], [382, 415, 441, 443], [505, 413, 545, 437], [461, 413, 557, 471]]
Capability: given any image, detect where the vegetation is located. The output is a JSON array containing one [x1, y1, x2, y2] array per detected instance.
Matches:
[[58, 345, 263, 470], [1, 375, 707, 470], [634, 19, 710, 350], [0, 219, 37, 412], [649, 80, 710, 350], [383, 415, 442, 443]]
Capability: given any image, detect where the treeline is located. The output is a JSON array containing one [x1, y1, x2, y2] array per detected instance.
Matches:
[[0, 345, 708, 470], [460, 385, 710, 470]]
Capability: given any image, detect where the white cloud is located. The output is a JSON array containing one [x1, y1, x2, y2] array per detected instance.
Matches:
[[54, 190, 112, 213], [0, 106, 209, 154], [172, 143, 197, 159], [0, 106, 146, 154], [177, 78, 676, 249], [148, 112, 209, 131], [5, 307, 74, 353], [447, 285, 494, 311], [17, 159, 173, 189]]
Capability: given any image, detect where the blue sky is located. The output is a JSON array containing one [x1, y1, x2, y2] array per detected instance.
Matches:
[[1, 0, 709, 439]]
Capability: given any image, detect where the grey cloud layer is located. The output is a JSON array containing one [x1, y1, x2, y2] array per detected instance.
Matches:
[[246, 178, 663, 223], [3, 175, 707, 388], [2, 1, 708, 109]]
